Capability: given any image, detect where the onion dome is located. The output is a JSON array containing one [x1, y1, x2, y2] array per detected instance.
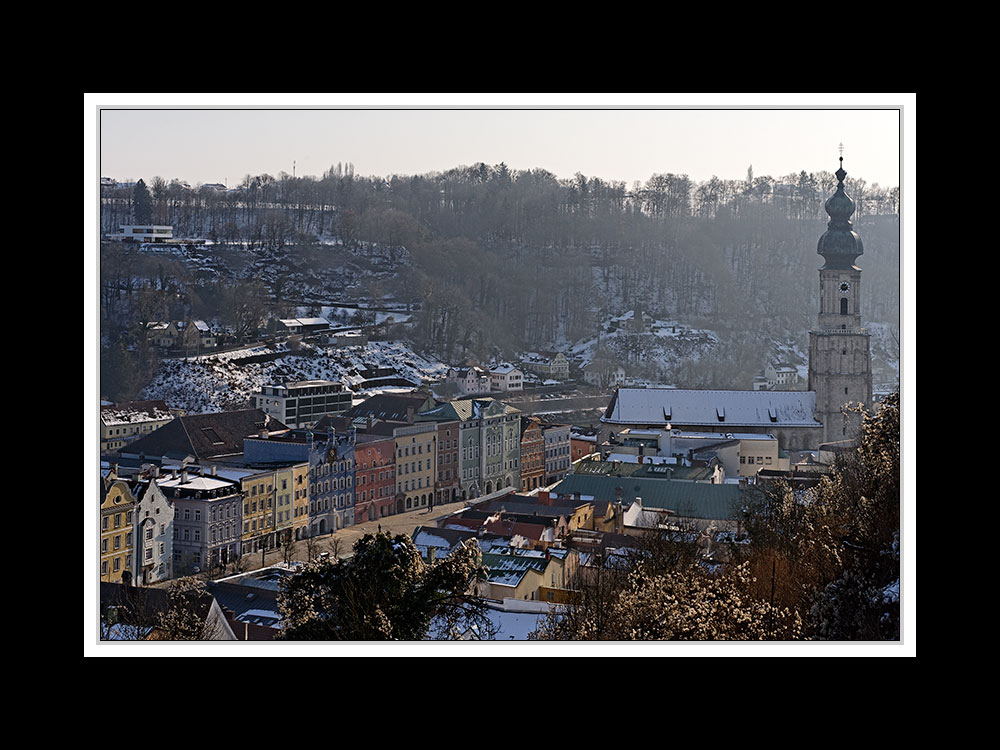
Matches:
[[817, 156, 864, 268]]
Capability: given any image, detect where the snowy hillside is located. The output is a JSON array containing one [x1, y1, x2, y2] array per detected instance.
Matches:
[[142, 340, 449, 414]]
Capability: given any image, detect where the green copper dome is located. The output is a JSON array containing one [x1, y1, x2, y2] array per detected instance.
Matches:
[[817, 159, 864, 269]]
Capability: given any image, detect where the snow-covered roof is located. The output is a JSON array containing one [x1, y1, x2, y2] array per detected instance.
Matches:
[[155, 471, 239, 492], [490, 363, 520, 374], [602, 388, 821, 428], [101, 400, 173, 426]]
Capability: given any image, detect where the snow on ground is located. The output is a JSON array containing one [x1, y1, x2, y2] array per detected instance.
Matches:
[[566, 310, 719, 371], [428, 601, 558, 640], [320, 305, 414, 326], [142, 339, 448, 414]]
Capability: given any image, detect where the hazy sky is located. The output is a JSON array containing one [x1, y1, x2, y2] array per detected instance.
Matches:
[[95, 95, 904, 189]]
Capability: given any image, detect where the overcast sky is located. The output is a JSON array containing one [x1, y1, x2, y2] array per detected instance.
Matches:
[[94, 94, 905, 189]]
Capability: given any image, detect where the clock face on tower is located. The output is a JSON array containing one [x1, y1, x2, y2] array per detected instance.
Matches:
[[839, 281, 851, 292]]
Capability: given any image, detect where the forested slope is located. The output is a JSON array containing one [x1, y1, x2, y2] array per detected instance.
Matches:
[[100, 163, 900, 394]]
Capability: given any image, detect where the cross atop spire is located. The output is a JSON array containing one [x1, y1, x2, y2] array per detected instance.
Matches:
[[835, 144, 848, 185]]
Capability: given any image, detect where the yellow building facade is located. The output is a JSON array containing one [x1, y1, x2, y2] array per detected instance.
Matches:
[[241, 469, 277, 554], [291, 462, 311, 540], [101, 479, 136, 583], [394, 423, 437, 511]]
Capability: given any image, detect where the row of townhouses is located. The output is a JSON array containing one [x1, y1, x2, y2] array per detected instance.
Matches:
[[101, 387, 575, 583]]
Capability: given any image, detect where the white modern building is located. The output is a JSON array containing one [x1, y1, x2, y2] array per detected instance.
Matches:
[[120, 225, 173, 241], [255, 380, 353, 429]]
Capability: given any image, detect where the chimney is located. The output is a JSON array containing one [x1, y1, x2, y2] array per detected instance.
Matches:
[[428, 547, 437, 564], [211, 465, 217, 476], [181, 468, 189, 484], [538, 490, 551, 505], [259, 427, 268, 439], [406, 406, 415, 424]]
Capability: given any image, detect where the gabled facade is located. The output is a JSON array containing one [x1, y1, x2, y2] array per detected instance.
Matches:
[[130, 470, 176, 585], [446, 367, 491, 395], [416, 397, 521, 500], [101, 477, 136, 583], [765, 363, 799, 388], [146, 321, 179, 349], [145, 319, 214, 351]]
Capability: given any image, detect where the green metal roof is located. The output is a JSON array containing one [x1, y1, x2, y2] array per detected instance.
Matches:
[[552, 473, 743, 521]]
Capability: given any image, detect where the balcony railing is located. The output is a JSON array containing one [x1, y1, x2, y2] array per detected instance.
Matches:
[[814, 327, 868, 335]]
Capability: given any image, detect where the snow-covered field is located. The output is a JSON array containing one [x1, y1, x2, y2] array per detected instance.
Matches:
[[142, 339, 449, 414]]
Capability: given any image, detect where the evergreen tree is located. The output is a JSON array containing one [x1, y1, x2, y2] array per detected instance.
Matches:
[[100, 340, 140, 402], [278, 532, 495, 640], [133, 179, 153, 224]]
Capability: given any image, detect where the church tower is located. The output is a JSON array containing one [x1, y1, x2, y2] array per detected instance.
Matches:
[[808, 154, 873, 444]]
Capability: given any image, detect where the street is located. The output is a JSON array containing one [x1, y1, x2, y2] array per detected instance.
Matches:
[[219, 497, 470, 578]]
